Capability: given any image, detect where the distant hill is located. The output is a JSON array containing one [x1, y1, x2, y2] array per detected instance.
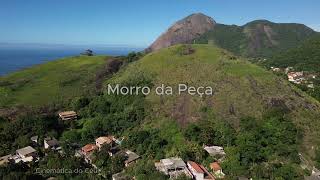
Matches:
[[0, 55, 108, 107], [195, 20, 317, 58], [108, 44, 320, 160], [146, 13, 216, 52], [266, 35, 320, 71]]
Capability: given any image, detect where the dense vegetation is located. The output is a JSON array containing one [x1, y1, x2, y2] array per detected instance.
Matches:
[[266, 35, 320, 72], [1, 45, 320, 179], [195, 21, 316, 58], [261, 35, 320, 104]]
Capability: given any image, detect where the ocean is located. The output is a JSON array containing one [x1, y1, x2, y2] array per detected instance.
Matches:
[[0, 46, 143, 76]]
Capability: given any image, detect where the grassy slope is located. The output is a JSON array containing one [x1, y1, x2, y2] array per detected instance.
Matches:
[[0, 55, 107, 107], [107, 44, 320, 158], [195, 21, 316, 58]]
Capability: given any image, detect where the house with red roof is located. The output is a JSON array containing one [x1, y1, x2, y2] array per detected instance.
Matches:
[[187, 161, 215, 180], [210, 162, 225, 179], [81, 144, 98, 163]]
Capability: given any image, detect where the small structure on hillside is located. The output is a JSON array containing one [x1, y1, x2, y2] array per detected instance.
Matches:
[[12, 146, 38, 163], [59, 111, 77, 121], [95, 136, 114, 150], [187, 161, 215, 180], [287, 71, 304, 84], [44, 137, 61, 151], [81, 49, 94, 56], [124, 150, 140, 167], [155, 157, 192, 178], [204, 145, 226, 156], [30, 136, 38, 144], [210, 162, 225, 178], [81, 144, 98, 163]]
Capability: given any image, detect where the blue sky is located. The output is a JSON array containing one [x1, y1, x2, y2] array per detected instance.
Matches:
[[0, 0, 319, 47]]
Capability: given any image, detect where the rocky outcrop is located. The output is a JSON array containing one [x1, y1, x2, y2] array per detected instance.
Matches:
[[146, 13, 216, 52]]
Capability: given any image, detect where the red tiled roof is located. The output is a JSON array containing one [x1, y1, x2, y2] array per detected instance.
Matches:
[[188, 161, 204, 173], [210, 162, 221, 171], [82, 144, 98, 153], [199, 165, 215, 180]]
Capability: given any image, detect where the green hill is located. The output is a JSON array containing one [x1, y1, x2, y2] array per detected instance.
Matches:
[[195, 20, 316, 58], [266, 35, 320, 71], [1, 44, 320, 179], [0, 55, 108, 107], [106, 44, 320, 163]]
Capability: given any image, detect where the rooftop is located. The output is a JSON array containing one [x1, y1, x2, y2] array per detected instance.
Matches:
[[160, 157, 186, 169], [82, 144, 98, 153], [16, 146, 37, 156], [125, 150, 140, 164], [210, 162, 221, 171], [96, 136, 113, 145], [188, 161, 204, 173], [45, 137, 59, 147]]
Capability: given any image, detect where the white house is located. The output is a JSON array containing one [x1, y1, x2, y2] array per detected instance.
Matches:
[[14, 146, 38, 163], [204, 145, 226, 156], [155, 157, 192, 179], [95, 136, 114, 150]]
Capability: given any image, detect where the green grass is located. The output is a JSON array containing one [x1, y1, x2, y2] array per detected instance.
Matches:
[[0, 55, 108, 107], [107, 44, 320, 159]]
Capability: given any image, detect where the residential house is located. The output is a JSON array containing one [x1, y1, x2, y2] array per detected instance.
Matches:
[[95, 136, 114, 150], [13, 146, 38, 163], [287, 72, 304, 84], [44, 137, 61, 151], [30, 136, 38, 144], [58, 111, 77, 121], [124, 150, 140, 167], [81, 144, 98, 163], [210, 162, 225, 179], [187, 161, 215, 180], [155, 157, 192, 179], [204, 146, 226, 157]]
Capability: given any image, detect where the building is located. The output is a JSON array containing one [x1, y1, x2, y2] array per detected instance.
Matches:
[[204, 146, 226, 157], [58, 111, 77, 121], [95, 136, 114, 149], [187, 161, 215, 180], [81, 144, 98, 163], [124, 150, 140, 167], [44, 137, 61, 151], [210, 162, 225, 178], [13, 146, 38, 163], [287, 72, 304, 84], [30, 136, 38, 144], [155, 157, 192, 179]]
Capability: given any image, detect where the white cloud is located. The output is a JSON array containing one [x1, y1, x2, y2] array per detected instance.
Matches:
[[308, 24, 320, 32]]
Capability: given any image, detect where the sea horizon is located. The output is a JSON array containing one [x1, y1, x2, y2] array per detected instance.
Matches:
[[0, 44, 144, 76]]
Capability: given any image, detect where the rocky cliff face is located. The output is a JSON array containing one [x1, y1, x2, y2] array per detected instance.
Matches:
[[146, 13, 216, 52]]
